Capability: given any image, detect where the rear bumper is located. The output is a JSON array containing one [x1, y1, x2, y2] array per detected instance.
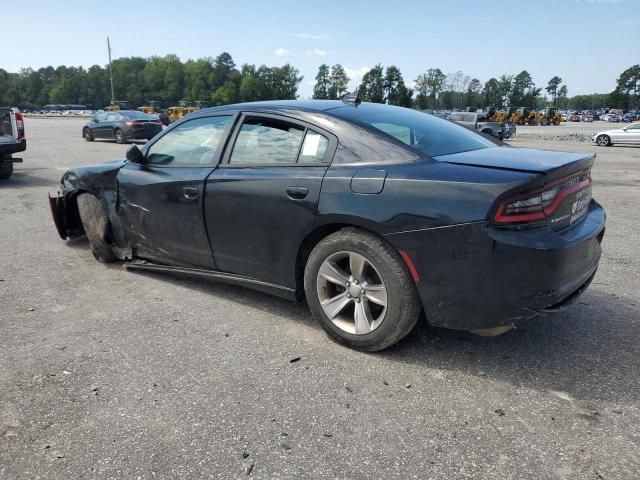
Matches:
[[125, 126, 161, 140], [0, 139, 27, 156], [385, 200, 605, 330]]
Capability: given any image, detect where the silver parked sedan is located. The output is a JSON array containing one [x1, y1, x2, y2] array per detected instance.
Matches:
[[592, 123, 640, 146]]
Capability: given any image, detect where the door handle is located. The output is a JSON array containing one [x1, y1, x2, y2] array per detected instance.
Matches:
[[182, 186, 200, 199], [286, 186, 309, 200]]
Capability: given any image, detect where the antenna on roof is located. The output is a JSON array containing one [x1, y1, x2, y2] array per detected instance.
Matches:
[[342, 89, 361, 108]]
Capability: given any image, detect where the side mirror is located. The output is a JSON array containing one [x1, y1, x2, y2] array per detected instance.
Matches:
[[93, 118, 99, 123], [126, 145, 146, 164]]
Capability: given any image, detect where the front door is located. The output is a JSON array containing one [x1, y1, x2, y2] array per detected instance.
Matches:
[[116, 114, 235, 268], [205, 113, 336, 288]]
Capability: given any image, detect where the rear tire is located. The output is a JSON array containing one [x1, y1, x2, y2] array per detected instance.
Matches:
[[76, 193, 116, 262], [0, 159, 13, 179], [304, 228, 421, 352], [114, 128, 127, 144], [596, 135, 611, 147], [540, 118, 549, 126], [83, 128, 94, 141]]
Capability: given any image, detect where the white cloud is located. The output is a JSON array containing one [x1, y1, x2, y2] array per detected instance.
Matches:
[[344, 66, 370, 89], [274, 48, 290, 57], [285, 32, 333, 41], [305, 48, 328, 57]]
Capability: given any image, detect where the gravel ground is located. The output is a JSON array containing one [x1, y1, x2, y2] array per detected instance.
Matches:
[[1, 118, 639, 479]]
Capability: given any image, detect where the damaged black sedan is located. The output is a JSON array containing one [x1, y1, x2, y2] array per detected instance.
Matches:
[[50, 101, 605, 351]]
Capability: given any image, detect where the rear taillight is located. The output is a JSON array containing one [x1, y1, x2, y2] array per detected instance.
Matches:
[[493, 171, 591, 225], [15, 112, 25, 140]]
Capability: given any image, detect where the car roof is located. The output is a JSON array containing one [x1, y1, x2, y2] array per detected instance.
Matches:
[[198, 100, 348, 115]]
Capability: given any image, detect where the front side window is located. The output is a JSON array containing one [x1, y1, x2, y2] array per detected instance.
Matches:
[[229, 118, 304, 165], [146, 116, 231, 166], [229, 117, 331, 165]]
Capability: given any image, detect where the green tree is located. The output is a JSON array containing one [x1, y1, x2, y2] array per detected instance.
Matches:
[[545, 76, 563, 107], [498, 75, 514, 106], [610, 65, 640, 109], [510, 70, 541, 107], [313, 64, 330, 99], [464, 78, 483, 109], [482, 78, 501, 107], [384, 66, 412, 107], [212, 52, 237, 90], [414, 68, 446, 109], [558, 85, 569, 109], [328, 64, 349, 99], [183, 59, 214, 101], [359, 64, 385, 103]]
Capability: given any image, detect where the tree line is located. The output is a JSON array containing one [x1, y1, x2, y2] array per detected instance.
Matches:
[[316, 64, 638, 111], [1, 50, 637, 112], [0, 52, 303, 109]]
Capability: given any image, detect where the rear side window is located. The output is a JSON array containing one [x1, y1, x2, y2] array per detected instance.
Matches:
[[332, 104, 494, 157], [229, 117, 330, 165], [146, 116, 231, 166]]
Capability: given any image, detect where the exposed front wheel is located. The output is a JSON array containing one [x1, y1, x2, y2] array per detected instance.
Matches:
[[76, 193, 116, 262], [304, 228, 421, 351], [0, 159, 14, 179], [596, 135, 611, 146]]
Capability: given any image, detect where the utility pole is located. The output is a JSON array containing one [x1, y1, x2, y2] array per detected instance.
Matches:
[[107, 36, 115, 105]]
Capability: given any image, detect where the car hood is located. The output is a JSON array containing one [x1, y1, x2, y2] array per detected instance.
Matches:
[[433, 146, 595, 176]]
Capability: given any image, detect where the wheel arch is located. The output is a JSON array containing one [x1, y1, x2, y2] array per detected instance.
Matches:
[[294, 221, 402, 301]]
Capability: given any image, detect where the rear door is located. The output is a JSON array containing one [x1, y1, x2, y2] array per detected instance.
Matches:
[[116, 114, 235, 268], [204, 113, 336, 288]]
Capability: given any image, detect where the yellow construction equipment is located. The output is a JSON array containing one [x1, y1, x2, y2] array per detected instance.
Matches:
[[105, 100, 129, 111], [138, 100, 162, 115], [510, 107, 538, 126], [536, 108, 562, 126], [166, 101, 194, 122]]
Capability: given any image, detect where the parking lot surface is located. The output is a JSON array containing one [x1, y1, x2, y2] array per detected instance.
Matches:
[[1, 118, 639, 479]]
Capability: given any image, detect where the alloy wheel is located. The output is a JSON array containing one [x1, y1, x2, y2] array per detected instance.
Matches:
[[316, 251, 388, 335]]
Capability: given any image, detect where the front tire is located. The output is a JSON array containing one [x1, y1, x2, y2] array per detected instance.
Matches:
[[304, 228, 421, 351], [596, 134, 611, 146], [76, 193, 116, 262]]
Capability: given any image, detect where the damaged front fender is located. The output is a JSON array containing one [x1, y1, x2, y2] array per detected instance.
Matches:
[[49, 160, 126, 241]]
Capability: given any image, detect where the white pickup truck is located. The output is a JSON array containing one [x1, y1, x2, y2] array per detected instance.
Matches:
[[0, 107, 26, 179]]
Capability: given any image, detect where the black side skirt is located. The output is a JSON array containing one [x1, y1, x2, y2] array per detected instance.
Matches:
[[123, 261, 298, 301]]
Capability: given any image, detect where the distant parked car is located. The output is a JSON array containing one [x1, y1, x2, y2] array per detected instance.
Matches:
[[592, 123, 640, 146], [82, 111, 163, 144], [582, 115, 594, 122], [449, 111, 515, 140], [569, 113, 581, 122], [622, 112, 638, 123], [607, 115, 621, 123]]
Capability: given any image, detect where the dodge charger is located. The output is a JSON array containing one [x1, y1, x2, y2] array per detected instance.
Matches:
[[50, 100, 605, 351]]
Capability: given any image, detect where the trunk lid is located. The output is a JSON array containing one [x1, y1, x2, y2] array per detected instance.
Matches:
[[434, 146, 595, 178], [442, 147, 597, 231]]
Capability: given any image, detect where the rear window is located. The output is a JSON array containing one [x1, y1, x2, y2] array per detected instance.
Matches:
[[122, 111, 154, 120], [332, 104, 493, 157]]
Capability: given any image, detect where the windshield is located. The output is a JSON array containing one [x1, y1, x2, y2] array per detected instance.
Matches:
[[331, 103, 494, 157]]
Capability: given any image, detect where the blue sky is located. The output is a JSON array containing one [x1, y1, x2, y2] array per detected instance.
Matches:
[[3, 0, 638, 98]]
